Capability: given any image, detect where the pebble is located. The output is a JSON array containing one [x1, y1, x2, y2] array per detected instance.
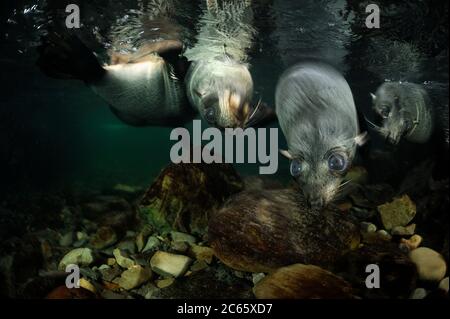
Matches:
[[391, 224, 416, 236], [113, 248, 135, 269], [100, 265, 122, 282], [79, 278, 96, 294], [360, 222, 377, 233], [400, 235, 423, 251], [189, 244, 215, 264], [377, 230, 392, 241], [59, 248, 95, 270], [156, 278, 175, 289], [117, 240, 136, 254], [170, 231, 197, 244], [107, 258, 116, 266], [409, 288, 427, 299], [136, 232, 146, 252], [439, 277, 449, 293], [171, 241, 189, 253], [142, 236, 161, 253], [252, 273, 266, 285], [150, 251, 192, 278], [190, 260, 208, 272], [113, 265, 152, 290], [378, 195, 416, 230], [409, 247, 447, 282], [89, 226, 117, 250], [134, 283, 159, 299]]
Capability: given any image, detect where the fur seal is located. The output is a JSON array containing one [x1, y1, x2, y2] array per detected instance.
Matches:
[[276, 61, 367, 210], [37, 3, 196, 127], [184, 0, 275, 129], [368, 82, 435, 145]]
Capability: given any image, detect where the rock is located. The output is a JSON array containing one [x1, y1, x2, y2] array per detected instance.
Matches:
[[439, 277, 449, 293], [89, 226, 117, 250], [336, 243, 417, 298], [113, 248, 135, 269], [46, 286, 96, 299], [156, 278, 175, 289], [139, 163, 243, 236], [134, 283, 159, 299], [410, 288, 428, 299], [208, 189, 360, 273], [150, 251, 192, 278], [136, 233, 146, 252], [79, 278, 97, 294], [378, 195, 416, 230], [391, 224, 416, 236], [117, 240, 136, 254], [252, 273, 266, 285], [113, 265, 152, 290], [361, 230, 392, 245], [59, 248, 95, 270], [401, 235, 423, 251], [189, 244, 215, 264], [409, 247, 447, 282], [100, 265, 122, 282], [360, 222, 377, 233], [171, 241, 189, 253], [190, 260, 208, 272], [59, 232, 74, 247], [154, 266, 253, 299], [170, 231, 197, 244], [107, 258, 116, 266], [142, 236, 161, 253], [253, 264, 353, 299]]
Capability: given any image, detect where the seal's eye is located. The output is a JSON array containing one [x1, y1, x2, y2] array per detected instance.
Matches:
[[328, 153, 348, 172], [380, 106, 390, 119], [204, 108, 216, 124], [290, 159, 303, 177]]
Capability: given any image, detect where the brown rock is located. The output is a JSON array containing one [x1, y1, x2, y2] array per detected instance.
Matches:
[[378, 195, 416, 230], [89, 226, 117, 250], [139, 163, 243, 236], [253, 264, 354, 299], [208, 189, 360, 273]]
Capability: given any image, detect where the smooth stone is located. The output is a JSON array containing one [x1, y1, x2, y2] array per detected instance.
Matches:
[[89, 226, 117, 250], [360, 222, 377, 233], [58, 248, 95, 270], [438, 277, 449, 293], [113, 248, 135, 269], [150, 251, 192, 278], [409, 288, 427, 299], [76, 232, 89, 242], [156, 278, 175, 289], [253, 264, 353, 299], [171, 241, 189, 253], [113, 265, 152, 290], [252, 273, 266, 285], [378, 195, 416, 230], [208, 189, 360, 273], [409, 247, 447, 282], [189, 244, 215, 264], [401, 235, 423, 251], [392, 224, 416, 236], [190, 260, 208, 272], [170, 231, 197, 244], [142, 236, 161, 253], [79, 278, 96, 294]]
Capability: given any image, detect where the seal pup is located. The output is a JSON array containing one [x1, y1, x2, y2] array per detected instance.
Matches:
[[37, 1, 196, 127], [276, 61, 367, 210], [368, 82, 435, 145], [184, 0, 275, 129]]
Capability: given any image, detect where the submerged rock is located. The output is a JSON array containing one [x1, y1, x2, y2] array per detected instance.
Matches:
[[139, 163, 243, 236], [439, 277, 449, 293], [253, 264, 354, 299], [89, 226, 117, 250], [208, 189, 360, 273], [409, 247, 447, 282], [113, 265, 152, 290], [113, 248, 135, 269], [150, 251, 192, 278], [378, 195, 416, 230], [58, 248, 95, 270], [142, 236, 161, 253]]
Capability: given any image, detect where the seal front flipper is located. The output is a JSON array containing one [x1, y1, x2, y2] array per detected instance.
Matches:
[[37, 31, 105, 83], [245, 102, 277, 128]]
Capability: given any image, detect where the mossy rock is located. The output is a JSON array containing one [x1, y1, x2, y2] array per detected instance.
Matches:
[[139, 163, 243, 236]]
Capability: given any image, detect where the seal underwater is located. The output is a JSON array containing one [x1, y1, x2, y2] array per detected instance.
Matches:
[[276, 61, 367, 210], [37, 2, 196, 127]]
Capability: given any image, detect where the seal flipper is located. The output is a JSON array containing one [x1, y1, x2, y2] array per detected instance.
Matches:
[[37, 31, 105, 83]]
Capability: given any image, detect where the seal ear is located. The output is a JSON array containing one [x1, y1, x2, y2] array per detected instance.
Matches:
[[280, 149, 294, 160], [354, 131, 369, 146]]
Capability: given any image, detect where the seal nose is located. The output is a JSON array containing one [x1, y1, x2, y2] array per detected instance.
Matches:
[[306, 195, 325, 211]]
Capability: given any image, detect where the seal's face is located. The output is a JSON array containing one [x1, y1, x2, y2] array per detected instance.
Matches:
[[281, 148, 351, 210], [371, 86, 414, 145]]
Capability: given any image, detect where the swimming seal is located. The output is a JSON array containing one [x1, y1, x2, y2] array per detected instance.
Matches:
[[276, 61, 367, 210], [37, 4, 195, 127], [369, 82, 435, 145], [184, 0, 275, 129]]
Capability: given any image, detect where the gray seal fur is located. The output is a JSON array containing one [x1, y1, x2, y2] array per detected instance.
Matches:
[[276, 61, 367, 209]]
